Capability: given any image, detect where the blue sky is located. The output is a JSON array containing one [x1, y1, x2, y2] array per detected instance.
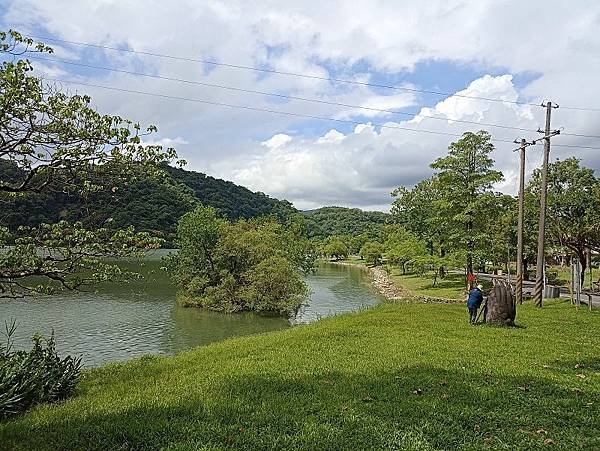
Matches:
[[2, 0, 599, 210]]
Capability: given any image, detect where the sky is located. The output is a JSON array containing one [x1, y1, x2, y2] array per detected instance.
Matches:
[[2, 0, 599, 211]]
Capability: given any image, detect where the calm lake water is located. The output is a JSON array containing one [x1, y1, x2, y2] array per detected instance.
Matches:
[[0, 252, 382, 366]]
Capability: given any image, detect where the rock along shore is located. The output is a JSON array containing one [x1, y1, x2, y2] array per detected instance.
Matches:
[[327, 260, 461, 304]]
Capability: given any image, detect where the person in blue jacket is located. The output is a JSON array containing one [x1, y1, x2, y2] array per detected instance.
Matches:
[[467, 284, 484, 324]]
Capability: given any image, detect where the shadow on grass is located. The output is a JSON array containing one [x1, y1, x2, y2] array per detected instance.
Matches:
[[2, 363, 597, 450]]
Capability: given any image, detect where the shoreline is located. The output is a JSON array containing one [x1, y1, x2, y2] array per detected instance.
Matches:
[[325, 259, 462, 304], [322, 259, 410, 300]]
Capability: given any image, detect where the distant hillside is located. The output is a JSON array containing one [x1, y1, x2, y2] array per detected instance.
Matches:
[[302, 206, 392, 239], [0, 161, 296, 243]]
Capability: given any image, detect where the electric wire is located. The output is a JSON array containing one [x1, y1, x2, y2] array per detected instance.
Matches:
[[28, 54, 543, 134], [43, 77, 600, 150], [42, 77, 522, 144], [25, 35, 547, 107]]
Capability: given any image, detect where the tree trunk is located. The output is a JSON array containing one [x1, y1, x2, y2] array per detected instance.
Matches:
[[523, 257, 529, 281], [577, 249, 587, 287], [466, 214, 474, 289], [484, 280, 516, 326]]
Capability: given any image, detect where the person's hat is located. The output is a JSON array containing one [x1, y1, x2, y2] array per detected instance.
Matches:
[[476, 284, 483, 290]]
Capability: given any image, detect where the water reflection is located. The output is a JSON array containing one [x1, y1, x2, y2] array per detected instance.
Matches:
[[0, 256, 382, 366]]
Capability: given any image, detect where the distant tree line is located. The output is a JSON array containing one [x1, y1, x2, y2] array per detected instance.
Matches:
[[314, 131, 600, 289]]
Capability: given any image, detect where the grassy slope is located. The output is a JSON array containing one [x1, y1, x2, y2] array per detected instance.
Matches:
[[388, 271, 467, 300], [2, 301, 599, 450]]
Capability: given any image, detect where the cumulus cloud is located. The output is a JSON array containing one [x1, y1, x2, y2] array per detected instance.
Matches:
[[2, 1, 599, 210], [215, 74, 553, 210]]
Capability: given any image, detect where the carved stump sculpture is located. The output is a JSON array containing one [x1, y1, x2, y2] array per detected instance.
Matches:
[[484, 279, 516, 326]]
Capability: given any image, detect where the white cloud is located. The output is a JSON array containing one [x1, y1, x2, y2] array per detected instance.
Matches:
[[262, 133, 292, 149], [2, 1, 599, 210], [336, 92, 416, 119], [216, 74, 576, 210], [140, 137, 189, 147]]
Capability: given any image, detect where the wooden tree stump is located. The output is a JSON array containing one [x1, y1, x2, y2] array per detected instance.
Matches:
[[484, 279, 516, 326]]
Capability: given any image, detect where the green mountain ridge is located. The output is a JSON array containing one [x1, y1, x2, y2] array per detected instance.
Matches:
[[300, 206, 392, 239], [2, 161, 390, 243]]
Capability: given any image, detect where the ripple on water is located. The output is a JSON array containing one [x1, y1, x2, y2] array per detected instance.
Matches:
[[0, 261, 381, 366]]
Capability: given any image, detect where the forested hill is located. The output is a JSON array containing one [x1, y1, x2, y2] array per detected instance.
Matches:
[[302, 206, 392, 238], [0, 161, 296, 241], [2, 161, 391, 243], [164, 166, 296, 221]]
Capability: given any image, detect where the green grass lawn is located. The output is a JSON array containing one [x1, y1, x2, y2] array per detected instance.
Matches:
[[2, 300, 599, 450], [333, 258, 487, 300], [387, 270, 471, 300]]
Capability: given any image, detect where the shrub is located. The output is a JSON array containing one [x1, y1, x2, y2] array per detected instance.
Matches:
[[240, 256, 309, 315], [360, 241, 385, 266], [0, 322, 82, 419]]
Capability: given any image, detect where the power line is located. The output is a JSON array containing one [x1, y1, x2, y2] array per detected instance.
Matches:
[[27, 34, 545, 108], [28, 54, 544, 134], [42, 77, 522, 144], [560, 131, 600, 139], [539, 142, 600, 150], [41, 77, 600, 150], [559, 105, 600, 112]]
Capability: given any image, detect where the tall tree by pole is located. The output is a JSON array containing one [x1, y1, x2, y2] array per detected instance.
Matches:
[[430, 131, 503, 287], [532, 102, 559, 307]]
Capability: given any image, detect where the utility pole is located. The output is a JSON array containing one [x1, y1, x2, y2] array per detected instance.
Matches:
[[514, 138, 532, 305], [532, 101, 560, 307]]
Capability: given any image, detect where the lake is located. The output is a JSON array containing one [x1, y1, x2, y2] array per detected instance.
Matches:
[[0, 252, 383, 366]]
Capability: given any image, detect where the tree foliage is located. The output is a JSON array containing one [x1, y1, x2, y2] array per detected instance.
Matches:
[[0, 30, 178, 297], [322, 237, 349, 260], [302, 206, 391, 239], [1, 161, 297, 246], [360, 241, 385, 266], [383, 226, 428, 274], [528, 157, 600, 284], [168, 206, 314, 315], [429, 131, 503, 275]]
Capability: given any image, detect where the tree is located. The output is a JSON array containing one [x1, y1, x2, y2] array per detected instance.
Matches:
[[485, 193, 517, 272], [391, 177, 448, 261], [322, 236, 349, 260], [239, 256, 309, 315], [528, 158, 600, 285], [348, 233, 370, 255], [429, 131, 503, 279], [383, 226, 428, 274], [168, 209, 315, 315], [301, 206, 391, 239], [166, 205, 225, 294], [360, 241, 385, 266], [1, 31, 179, 297]]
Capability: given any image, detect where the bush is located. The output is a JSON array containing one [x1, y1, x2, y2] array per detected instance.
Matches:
[[0, 322, 82, 419], [241, 256, 309, 315], [169, 206, 314, 316], [360, 241, 385, 266]]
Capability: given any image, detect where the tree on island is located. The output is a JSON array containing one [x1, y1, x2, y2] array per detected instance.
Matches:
[[0, 30, 180, 297], [168, 205, 314, 315]]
